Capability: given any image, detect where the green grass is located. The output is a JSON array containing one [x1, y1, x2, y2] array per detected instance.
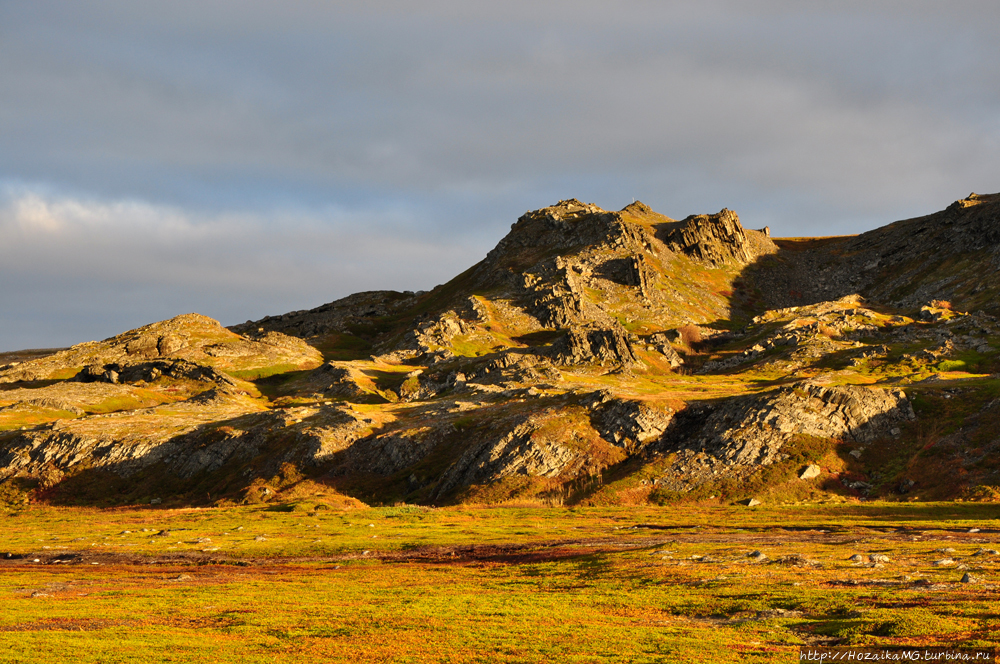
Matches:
[[312, 333, 373, 362], [449, 334, 497, 358], [225, 363, 303, 381], [0, 408, 80, 431]]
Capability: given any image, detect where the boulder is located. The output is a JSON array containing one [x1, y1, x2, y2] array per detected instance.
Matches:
[[799, 464, 821, 480]]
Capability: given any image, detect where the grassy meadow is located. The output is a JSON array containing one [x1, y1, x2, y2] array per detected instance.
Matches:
[[2, 502, 1000, 662]]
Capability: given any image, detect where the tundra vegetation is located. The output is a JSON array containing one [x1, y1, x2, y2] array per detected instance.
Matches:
[[3, 194, 1000, 659], [2, 503, 1000, 662]]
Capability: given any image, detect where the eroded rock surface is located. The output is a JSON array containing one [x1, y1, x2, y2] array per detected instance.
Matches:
[[432, 419, 581, 499], [589, 392, 675, 451], [663, 209, 762, 266], [652, 383, 916, 491], [550, 325, 639, 367]]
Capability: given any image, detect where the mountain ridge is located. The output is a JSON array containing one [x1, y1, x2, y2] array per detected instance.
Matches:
[[2, 193, 1000, 508]]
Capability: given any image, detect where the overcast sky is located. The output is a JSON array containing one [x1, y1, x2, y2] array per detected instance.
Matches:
[[2, 1, 999, 351]]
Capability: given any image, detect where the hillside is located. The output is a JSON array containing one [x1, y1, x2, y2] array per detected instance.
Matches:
[[2, 193, 1000, 508]]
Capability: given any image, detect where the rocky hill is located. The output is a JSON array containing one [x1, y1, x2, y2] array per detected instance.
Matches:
[[2, 194, 1000, 508]]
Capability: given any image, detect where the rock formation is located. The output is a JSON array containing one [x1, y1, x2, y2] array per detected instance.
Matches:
[[3, 193, 1000, 507], [663, 209, 757, 266]]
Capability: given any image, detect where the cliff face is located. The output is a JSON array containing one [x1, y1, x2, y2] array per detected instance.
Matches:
[[2, 194, 1000, 507]]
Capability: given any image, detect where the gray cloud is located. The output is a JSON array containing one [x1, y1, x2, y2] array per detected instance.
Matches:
[[0, 187, 486, 349], [1, 1, 999, 349]]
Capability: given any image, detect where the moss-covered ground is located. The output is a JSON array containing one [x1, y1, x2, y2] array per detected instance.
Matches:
[[2, 502, 999, 662]]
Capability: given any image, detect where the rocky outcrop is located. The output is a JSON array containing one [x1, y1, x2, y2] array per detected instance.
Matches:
[[374, 311, 473, 365], [663, 209, 771, 266], [30, 193, 1000, 507], [549, 325, 639, 367], [588, 392, 674, 451], [522, 257, 590, 328], [75, 359, 240, 388], [0, 398, 377, 487], [0, 314, 321, 384], [596, 256, 647, 288], [332, 426, 444, 476], [0, 397, 85, 417], [460, 352, 561, 388], [744, 192, 1000, 313], [664, 383, 914, 468], [302, 362, 386, 402], [482, 200, 636, 272], [230, 290, 420, 339], [643, 333, 684, 368], [643, 383, 917, 494], [0, 382, 138, 419], [283, 405, 375, 464], [0, 390, 266, 483], [432, 419, 581, 499]]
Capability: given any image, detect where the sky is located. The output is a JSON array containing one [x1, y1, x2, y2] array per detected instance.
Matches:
[[2, 1, 999, 351]]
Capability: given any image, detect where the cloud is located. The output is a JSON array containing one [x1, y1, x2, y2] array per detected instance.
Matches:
[[0, 187, 489, 350], [4, 2, 997, 224], [2, 1, 1000, 347]]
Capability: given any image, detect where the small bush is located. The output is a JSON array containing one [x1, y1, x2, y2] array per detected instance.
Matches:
[[678, 324, 702, 346], [962, 484, 1000, 502]]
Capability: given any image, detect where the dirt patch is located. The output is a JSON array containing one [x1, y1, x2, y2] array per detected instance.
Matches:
[[0, 619, 137, 632]]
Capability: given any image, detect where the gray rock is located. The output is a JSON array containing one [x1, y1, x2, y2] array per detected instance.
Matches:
[[843, 479, 873, 493], [432, 419, 579, 499], [799, 464, 821, 480], [775, 554, 819, 567], [663, 208, 765, 267], [645, 334, 685, 368], [662, 382, 914, 472], [590, 394, 674, 450], [550, 324, 639, 367]]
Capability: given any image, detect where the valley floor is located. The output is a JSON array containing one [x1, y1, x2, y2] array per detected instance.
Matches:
[[1, 503, 999, 662]]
